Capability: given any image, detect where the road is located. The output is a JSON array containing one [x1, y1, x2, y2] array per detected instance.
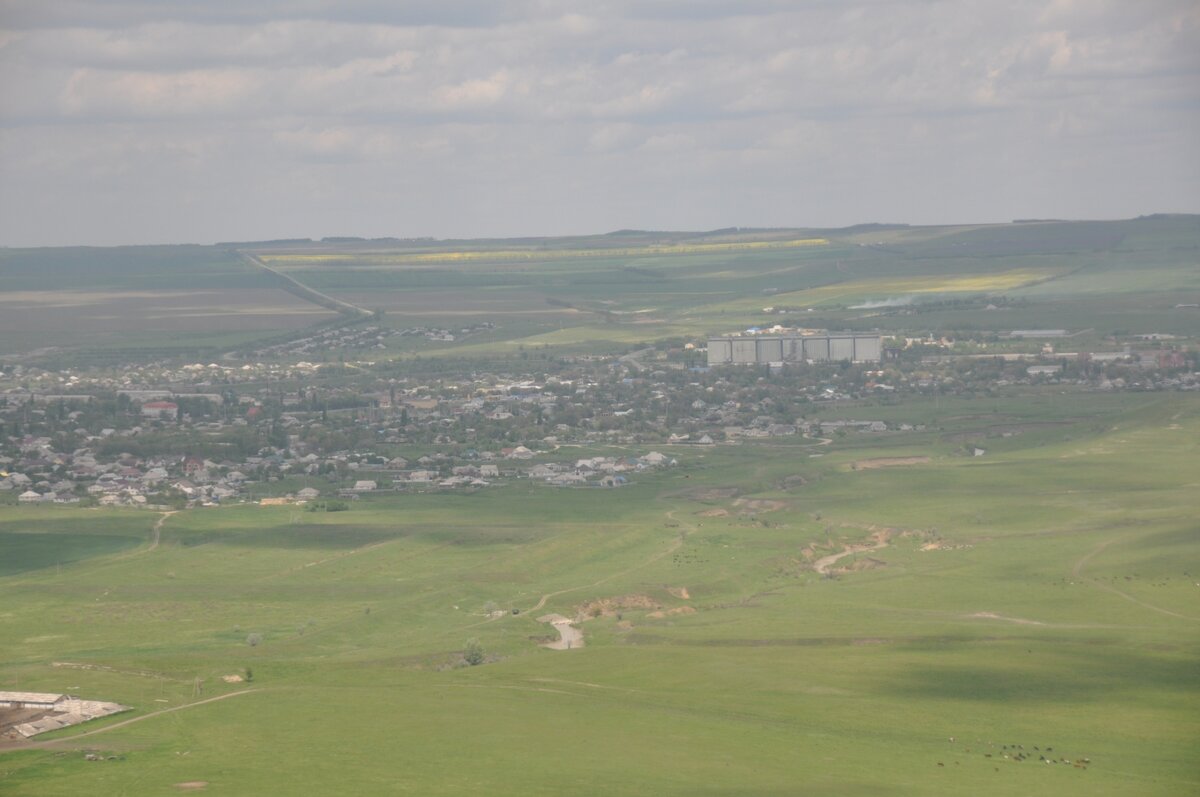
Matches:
[[237, 251, 373, 319]]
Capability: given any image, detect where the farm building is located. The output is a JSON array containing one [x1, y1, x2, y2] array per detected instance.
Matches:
[[707, 334, 883, 366], [0, 691, 65, 710], [141, 401, 179, 420]]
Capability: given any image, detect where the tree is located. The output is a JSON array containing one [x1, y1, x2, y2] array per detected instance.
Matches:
[[463, 638, 485, 666], [246, 632, 263, 647]]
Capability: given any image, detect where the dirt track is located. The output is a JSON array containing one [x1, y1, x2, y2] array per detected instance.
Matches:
[[1072, 538, 1198, 621], [814, 536, 890, 575], [537, 614, 584, 650]]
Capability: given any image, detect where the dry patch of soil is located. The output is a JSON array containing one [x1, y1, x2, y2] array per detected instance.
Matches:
[[221, 674, 244, 684], [968, 612, 1045, 626], [696, 508, 729, 517], [576, 594, 659, 619], [173, 782, 208, 790], [733, 498, 788, 513], [647, 606, 696, 619], [667, 587, 691, 600], [853, 456, 931, 469], [921, 541, 973, 552]]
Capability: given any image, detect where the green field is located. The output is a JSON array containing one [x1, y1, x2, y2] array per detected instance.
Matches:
[[2, 393, 1197, 795], [3, 217, 1197, 361]]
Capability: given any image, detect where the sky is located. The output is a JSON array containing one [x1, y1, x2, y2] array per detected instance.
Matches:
[[1, 1, 1198, 246]]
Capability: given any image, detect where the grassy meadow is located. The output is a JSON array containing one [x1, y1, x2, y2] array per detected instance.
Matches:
[[1, 392, 1197, 795]]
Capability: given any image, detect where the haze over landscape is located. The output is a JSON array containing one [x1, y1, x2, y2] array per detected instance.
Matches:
[[2, 1, 1199, 246], [1, 3, 1198, 796]]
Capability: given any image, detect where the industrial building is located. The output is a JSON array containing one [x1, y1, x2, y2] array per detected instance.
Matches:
[[707, 334, 883, 366]]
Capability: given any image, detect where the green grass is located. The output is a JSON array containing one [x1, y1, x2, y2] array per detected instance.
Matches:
[[1, 393, 1197, 795]]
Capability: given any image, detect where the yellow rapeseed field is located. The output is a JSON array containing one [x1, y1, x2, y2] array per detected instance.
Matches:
[[260, 238, 829, 268]]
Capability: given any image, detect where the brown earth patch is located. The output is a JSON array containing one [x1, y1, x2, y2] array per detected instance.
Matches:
[[221, 674, 244, 684], [647, 606, 697, 619], [575, 594, 660, 620], [853, 456, 931, 469], [779, 475, 808, 490], [174, 783, 208, 791], [733, 498, 787, 513], [697, 508, 729, 517], [667, 587, 691, 600]]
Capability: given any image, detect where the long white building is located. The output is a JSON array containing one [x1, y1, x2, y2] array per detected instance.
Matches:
[[707, 334, 883, 366]]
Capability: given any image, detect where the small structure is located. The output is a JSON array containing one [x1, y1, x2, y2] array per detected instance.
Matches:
[[141, 401, 179, 420]]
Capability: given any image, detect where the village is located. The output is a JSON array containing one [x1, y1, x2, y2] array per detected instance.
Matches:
[[0, 332, 1196, 509]]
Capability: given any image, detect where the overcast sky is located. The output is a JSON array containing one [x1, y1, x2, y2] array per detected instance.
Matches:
[[1, 1, 1197, 246]]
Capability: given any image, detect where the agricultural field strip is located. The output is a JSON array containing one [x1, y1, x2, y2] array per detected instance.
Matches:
[[258, 237, 829, 268]]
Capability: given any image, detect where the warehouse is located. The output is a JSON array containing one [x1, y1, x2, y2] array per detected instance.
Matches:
[[707, 334, 883, 366]]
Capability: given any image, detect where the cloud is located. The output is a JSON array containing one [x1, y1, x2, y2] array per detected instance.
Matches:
[[0, 1, 1197, 245]]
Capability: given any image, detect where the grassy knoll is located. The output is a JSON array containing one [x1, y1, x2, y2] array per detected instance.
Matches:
[[1, 393, 1197, 795]]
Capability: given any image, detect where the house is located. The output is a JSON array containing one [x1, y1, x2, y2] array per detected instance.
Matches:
[[296, 487, 320, 500], [479, 464, 499, 478], [352, 480, 377, 491], [18, 490, 42, 503], [528, 464, 558, 479], [507, 446, 534, 460]]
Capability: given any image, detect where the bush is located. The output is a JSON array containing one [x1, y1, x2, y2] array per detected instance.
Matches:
[[463, 638, 484, 666], [246, 633, 263, 647]]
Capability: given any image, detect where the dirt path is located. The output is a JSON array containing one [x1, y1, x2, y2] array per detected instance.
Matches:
[[14, 689, 260, 749], [537, 614, 584, 650], [1072, 538, 1198, 621], [148, 511, 176, 552], [814, 538, 889, 575]]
